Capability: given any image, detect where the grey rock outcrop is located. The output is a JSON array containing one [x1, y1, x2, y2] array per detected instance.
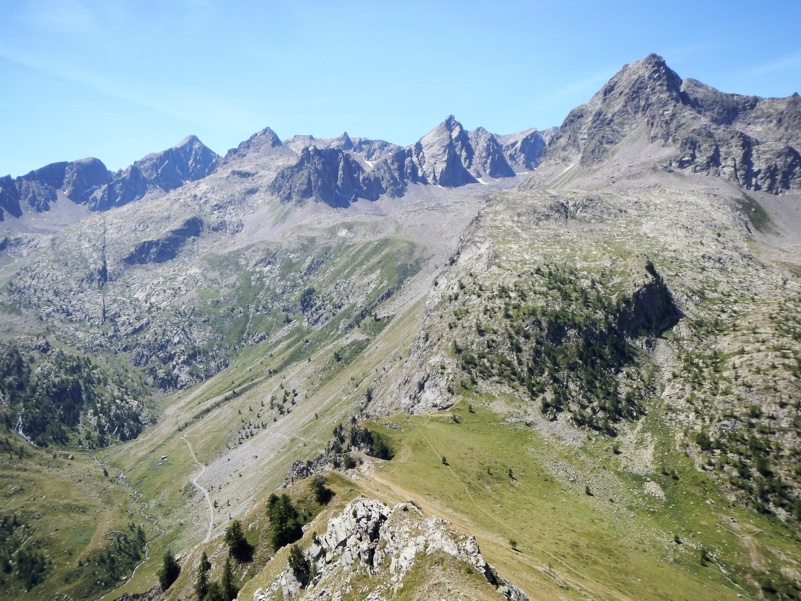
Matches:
[[224, 127, 284, 162], [268, 147, 383, 207], [0, 175, 23, 220], [616, 261, 683, 339], [123, 216, 204, 266], [268, 117, 548, 205], [63, 157, 114, 204], [256, 497, 527, 601], [5, 157, 115, 213], [498, 128, 548, 171], [411, 115, 478, 186]]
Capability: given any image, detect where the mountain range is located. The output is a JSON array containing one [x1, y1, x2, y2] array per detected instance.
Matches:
[[1, 54, 801, 601], [0, 118, 549, 223]]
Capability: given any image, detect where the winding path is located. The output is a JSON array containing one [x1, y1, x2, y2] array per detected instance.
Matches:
[[182, 433, 214, 543]]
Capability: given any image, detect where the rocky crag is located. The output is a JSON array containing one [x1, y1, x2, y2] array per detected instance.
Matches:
[[256, 498, 527, 601], [268, 117, 547, 206]]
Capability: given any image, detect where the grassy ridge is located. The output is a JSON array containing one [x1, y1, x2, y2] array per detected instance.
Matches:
[[359, 401, 801, 600]]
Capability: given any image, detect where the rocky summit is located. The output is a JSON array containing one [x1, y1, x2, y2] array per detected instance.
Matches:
[[1, 54, 801, 601], [544, 53, 800, 192]]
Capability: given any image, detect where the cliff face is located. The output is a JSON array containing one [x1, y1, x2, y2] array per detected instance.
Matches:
[[616, 262, 683, 339]]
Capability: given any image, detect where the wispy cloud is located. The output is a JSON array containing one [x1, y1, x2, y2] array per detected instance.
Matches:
[[747, 51, 801, 76], [25, 0, 98, 34], [0, 41, 262, 132]]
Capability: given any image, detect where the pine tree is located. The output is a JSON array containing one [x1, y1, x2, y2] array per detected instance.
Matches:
[[158, 550, 180, 591], [195, 551, 210, 599], [224, 520, 251, 561], [221, 556, 238, 600], [267, 493, 302, 549], [288, 544, 310, 585]]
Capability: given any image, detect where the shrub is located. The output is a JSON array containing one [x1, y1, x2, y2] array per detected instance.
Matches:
[[288, 544, 310, 585], [309, 475, 333, 504]]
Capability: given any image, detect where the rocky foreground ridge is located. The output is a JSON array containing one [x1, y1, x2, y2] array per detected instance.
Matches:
[[256, 498, 526, 601]]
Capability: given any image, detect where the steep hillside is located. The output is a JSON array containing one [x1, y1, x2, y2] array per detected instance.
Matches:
[[0, 116, 515, 600], [123, 57, 801, 601]]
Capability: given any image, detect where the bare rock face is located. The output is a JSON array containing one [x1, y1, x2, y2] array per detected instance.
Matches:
[[0, 136, 220, 216], [122, 216, 204, 265], [268, 147, 382, 207], [498, 128, 548, 171], [63, 157, 113, 204], [224, 127, 284, 162], [468, 127, 517, 179], [6, 157, 116, 213], [255, 498, 527, 601], [91, 135, 219, 210], [616, 261, 683, 339], [545, 53, 801, 193], [411, 115, 478, 187], [0, 175, 23, 220]]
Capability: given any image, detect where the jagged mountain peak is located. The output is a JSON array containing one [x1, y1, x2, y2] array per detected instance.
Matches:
[[136, 134, 214, 163], [176, 134, 201, 147], [429, 114, 466, 138], [597, 53, 683, 106], [543, 53, 801, 193], [225, 127, 284, 161], [267, 145, 381, 207], [442, 113, 462, 128], [336, 131, 354, 149], [413, 116, 476, 186]]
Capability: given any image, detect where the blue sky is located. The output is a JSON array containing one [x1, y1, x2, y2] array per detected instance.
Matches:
[[1, 0, 799, 176]]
